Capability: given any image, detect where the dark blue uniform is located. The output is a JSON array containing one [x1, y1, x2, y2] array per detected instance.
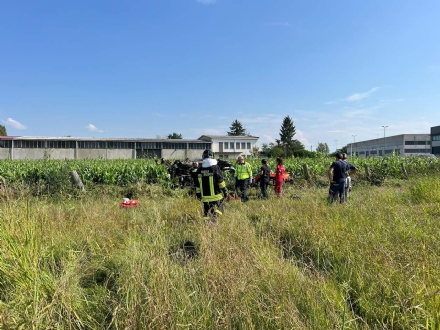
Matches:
[[329, 160, 348, 203]]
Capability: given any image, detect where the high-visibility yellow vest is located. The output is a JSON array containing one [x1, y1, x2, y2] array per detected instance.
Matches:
[[235, 162, 252, 180]]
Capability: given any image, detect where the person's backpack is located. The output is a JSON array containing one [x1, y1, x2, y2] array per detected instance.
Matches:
[[263, 165, 271, 182]]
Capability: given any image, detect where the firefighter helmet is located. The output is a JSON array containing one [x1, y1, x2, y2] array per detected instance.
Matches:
[[202, 149, 213, 159]]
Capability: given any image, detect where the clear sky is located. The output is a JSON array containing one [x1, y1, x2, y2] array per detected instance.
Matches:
[[1, 0, 439, 151]]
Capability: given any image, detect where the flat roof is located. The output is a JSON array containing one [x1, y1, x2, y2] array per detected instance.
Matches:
[[198, 135, 259, 140], [0, 136, 210, 143]]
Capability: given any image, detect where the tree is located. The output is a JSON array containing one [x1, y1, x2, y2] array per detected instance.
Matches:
[[227, 119, 247, 136], [316, 142, 330, 154], [331, 145, 348, 156], [167, 132, 183, 139], [0, 125, 7, 136], [249, 146, 260, 158], [337, 145, 348, 154], [278, 116, 302, 157], [260, 142, 283, 158]]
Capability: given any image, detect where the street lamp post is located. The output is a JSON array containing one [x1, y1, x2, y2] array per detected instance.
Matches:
[[351, 135, 356, 156], [382, 125, 388, 156]]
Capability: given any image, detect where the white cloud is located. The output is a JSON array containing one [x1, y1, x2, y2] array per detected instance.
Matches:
[[345, 87, 380, 102], [325, 87, 381, 104], [86, 124, 104, 133], [197, 0, 216, 4], [266, 22, 292, 27], [4, 118, 27, 130]]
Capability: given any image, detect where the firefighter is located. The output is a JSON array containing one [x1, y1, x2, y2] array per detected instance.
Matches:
[[194, 150, 228, 221], [234, 155, 253, 202]]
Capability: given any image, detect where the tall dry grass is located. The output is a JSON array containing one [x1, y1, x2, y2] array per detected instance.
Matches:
[[0, 178, 439, 329]]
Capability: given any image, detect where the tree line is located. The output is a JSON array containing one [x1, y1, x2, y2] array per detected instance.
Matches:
[[165, 118, 348, 158]]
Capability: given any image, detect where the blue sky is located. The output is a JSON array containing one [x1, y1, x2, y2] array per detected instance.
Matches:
[[1, 0, 439, 151]]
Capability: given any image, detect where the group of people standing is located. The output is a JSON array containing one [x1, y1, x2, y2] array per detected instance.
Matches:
[[328, 152, 357, 203], [257, 158, 285, 199], [192, 149, 358, 221], [233, 155, 286, 202], [192, 150, 287, 220]]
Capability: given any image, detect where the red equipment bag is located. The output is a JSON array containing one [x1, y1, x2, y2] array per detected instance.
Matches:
[[120, 199, 139, 208]]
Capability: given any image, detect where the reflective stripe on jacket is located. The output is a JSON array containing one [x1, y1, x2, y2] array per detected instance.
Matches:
[[235, 162, 252, 180], [194, 160, 226, 202]]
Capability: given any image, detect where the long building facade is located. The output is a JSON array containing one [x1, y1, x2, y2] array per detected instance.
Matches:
[[347, 134, 432, 157], [0, 136, 212, 160], [0, 135, 260, 160]]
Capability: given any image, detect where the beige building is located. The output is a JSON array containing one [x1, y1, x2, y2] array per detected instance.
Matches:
[[0, 136, 212, 160]]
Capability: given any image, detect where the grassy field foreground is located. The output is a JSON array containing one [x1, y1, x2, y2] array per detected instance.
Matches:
[[0, 177, 439, 329]]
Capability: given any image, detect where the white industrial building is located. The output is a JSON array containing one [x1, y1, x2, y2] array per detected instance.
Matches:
[[0, 135, 259, 160], [198, 135, 259, 159], [0, 136, 212, 160], [347, 134, 432, 157]]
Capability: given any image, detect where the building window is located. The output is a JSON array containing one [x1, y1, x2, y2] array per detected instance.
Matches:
[[163, 142, 186, 149], [241, 142, 245, 149], [79, 141, 106, 149], [107, 141, 135, 149], [223, 142, 228, 150], [0, 140, 12, 148], [404, 149, 431, 153], [406, 140, 431, 145], [188, 143, 211, 149], [219, 142, 223, 150], [14, 140, 45, 148], [47, 141, 76, 148], [236, 142, 240, 149], [433, 135, 440, 141], [247, 142, 251, 149], [137, 142, 161, 149]]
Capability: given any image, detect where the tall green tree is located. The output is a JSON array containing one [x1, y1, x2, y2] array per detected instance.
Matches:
[[331, 145, 348, 156], [278, 116, 301, 157], [167, 132, 182, 139], [0, 125, 7, 136], [227, 119, 247, 136], [316, 142, 330, 154]]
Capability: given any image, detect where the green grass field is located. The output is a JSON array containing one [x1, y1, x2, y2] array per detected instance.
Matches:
[[0, 173, 439, 329]]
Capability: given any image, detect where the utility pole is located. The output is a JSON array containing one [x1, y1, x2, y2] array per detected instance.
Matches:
[[310, 145, 313, 152], [382, 125, 388, 156]]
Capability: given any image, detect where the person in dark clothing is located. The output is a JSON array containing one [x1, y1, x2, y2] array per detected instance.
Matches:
[[194, 150, 228, 221], [259, 159, 271, 199], [328, 153, 348, 203], [342, 153, 358, 201]]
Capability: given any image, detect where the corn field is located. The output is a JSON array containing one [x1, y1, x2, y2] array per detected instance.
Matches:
[[0, 156, 438, 189]]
